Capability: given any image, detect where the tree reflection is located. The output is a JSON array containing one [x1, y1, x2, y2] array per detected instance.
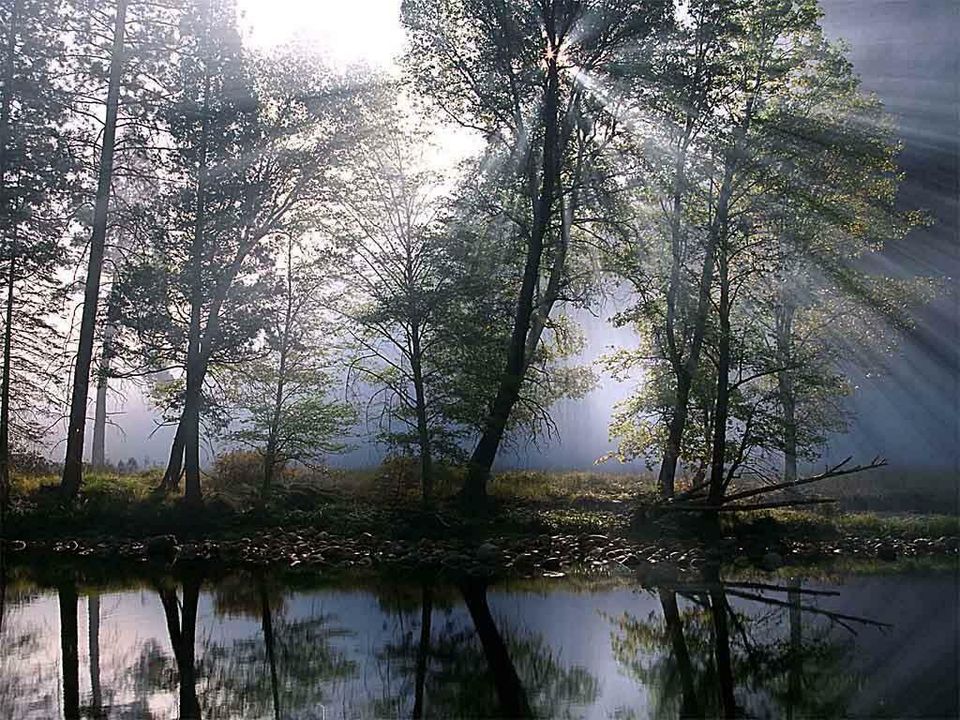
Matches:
[[200, 571, 356, 719], [157, 570, 203, 719], [372, 578, 598, 718], [610, 570, 886, 718], [59, 580, 80, 720]]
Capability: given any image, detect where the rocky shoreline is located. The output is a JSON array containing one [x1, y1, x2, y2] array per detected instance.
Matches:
[[5, 527, 957, 576]]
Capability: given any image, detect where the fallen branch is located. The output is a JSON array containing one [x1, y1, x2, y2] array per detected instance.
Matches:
[[722, 456, 887, 505], [660, 497, 838, 512]]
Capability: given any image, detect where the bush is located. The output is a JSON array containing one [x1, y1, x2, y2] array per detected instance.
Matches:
[[208, 450, 264, 500]]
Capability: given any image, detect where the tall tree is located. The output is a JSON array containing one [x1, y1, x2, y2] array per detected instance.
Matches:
[[60, 0, 129, 499], [114, 26, 371, 503], [402, 0, 671, 502], [0, 0, 80, 505], [332, 118, 461, 504]]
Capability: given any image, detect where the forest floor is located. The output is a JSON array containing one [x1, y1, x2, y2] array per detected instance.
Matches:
[[2, 468, 957, 576]]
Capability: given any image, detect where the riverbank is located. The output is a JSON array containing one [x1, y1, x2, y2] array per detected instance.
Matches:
[[3, 469, 956, 576]]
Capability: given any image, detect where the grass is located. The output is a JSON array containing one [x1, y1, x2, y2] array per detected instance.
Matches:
[[3, 466, 956, 547]]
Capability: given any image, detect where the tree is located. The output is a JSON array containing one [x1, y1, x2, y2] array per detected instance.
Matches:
[[332, 116, 463, 504], [224, 235, 353, 496], [60, 0, 129, 499], [113, 15, 372, 503], [606, 0, 926, 503], [402, 0, 671, 502], [0, 0, 81, 507]]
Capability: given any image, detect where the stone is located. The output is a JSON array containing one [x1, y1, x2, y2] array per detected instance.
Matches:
[[876, 542, 897, 562]]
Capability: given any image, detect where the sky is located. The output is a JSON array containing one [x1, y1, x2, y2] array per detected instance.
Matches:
[[235, 0, 405, 68], [95, 0, 959, 474]]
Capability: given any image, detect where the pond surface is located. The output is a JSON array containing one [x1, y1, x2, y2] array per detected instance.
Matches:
[[0, 563, 956, 719]]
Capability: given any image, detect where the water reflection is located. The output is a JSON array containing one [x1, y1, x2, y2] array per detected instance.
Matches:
[[0, 562, 955, 719]]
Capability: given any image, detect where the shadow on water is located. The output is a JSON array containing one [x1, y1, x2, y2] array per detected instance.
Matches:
[[0, 558, 956, 719]]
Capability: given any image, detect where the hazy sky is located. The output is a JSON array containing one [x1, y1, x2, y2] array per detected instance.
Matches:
[[236, 0, 405, 68]]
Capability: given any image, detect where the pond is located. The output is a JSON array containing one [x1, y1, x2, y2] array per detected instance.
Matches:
[[0, 562, 956, 719]]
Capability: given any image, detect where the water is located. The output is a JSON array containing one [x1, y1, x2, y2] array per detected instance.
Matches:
[[0, 563, 956, 719]]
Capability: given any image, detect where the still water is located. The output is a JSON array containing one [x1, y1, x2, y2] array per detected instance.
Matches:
[[0, 563, 956, 719]]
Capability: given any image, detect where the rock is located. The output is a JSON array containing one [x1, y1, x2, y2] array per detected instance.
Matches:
[[542, 556, 562, 571], [760, 551, 783, 571], [876, 542, 897, 562]]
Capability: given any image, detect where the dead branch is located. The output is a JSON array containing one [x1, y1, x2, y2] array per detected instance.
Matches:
[[722, 456, 887, 505], [659, 497, 838, 512]]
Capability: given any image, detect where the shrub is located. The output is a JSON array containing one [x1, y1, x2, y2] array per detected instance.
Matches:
[[208, 450, 264, 500]]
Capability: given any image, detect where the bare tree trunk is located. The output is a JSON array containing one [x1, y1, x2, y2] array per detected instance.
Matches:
[[89, 594, 103, 718], [61, 0, 128, 500], [91, 320, 115, 469], [259, 577, 281, 720], [0, 258, 13, 514], [463, 50, 562, 504], [461, 578, 532, 718], [413, 584, 432, 719], [59, 582, 80, 720], [0, 0, 22, 514]]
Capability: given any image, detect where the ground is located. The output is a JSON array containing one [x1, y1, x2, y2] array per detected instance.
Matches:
[[1, 466, 957, 577]]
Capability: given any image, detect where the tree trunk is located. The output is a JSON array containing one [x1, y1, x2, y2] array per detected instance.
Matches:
[[259, 577, 281, 720], [264, 246, 293, 499], [461, 578, 532, 718], [0, 0, 22, 515], [410, 323, 433, 506], [91, 320, 115, 469], [182, 351, 203, 505], [659, 159, 734, 501], [59, 582, 80, 720], [0, 257, 13, 514], [413, 584, 432, 719], [658, 371, 690, 499], [160, 420, 186, 491], [463, 50, 562, 503], [89, 594, 103, 718], [708, 247, 731, 506], [181, 3, 212, 506], [61, 0, 128, 500], [776, 300, 798, 485], [659, 588, 699, 717]]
